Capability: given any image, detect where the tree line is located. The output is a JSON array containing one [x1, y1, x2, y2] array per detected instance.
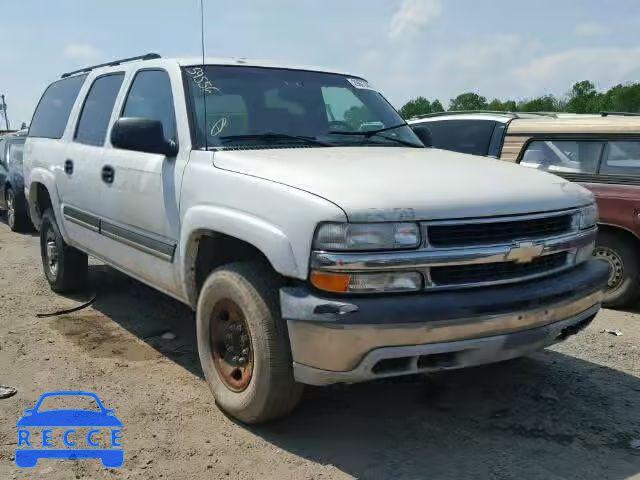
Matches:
[[397, 80, 640, 119]]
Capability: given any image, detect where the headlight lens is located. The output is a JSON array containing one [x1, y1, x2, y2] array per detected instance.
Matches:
[[578, 204, 598, 230], [313, 222, 420, 251]]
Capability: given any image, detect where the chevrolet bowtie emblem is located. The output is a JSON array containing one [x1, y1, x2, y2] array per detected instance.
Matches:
[[506, 242, 544, 263]]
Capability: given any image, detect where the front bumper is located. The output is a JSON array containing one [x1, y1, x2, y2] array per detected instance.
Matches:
[[281, 259, 608, 386]]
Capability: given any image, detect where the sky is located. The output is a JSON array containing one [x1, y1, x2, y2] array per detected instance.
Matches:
[[2, 0, 640, 127]]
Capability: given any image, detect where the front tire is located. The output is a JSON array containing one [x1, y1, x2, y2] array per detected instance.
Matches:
[[196, 262, 303, 424], [39, 209, 88, 293], [594, 230, 640, 308]]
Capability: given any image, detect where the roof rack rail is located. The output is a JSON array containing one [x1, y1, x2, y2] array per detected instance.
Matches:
[[601, 111, 640, 117], [408, 110, 558, 120], [61, 53, 161, 78]]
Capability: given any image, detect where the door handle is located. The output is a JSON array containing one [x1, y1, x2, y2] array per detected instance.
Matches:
[[64, 159, 74, 175], [101, 165, 115, 184]]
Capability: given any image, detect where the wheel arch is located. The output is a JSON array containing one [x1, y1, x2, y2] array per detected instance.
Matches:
[[27, 169, 62, 232], [598, 222, 640, 246], [179, 206, 300, 307]]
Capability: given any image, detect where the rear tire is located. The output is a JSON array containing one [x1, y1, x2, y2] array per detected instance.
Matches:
[[39, 209, 88, 293], [196, 261, 303, 424], [594, 230, 640, 308], [6, 187, 31, 232]]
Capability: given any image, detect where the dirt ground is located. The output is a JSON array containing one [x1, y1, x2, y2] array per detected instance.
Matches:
[[0, 220, 639, 480]]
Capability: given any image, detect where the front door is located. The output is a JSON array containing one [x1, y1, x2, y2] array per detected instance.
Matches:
[[96, 68, 186, 296]]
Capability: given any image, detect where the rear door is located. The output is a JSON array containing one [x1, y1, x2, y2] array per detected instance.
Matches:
[[60, 72, 125, 240], [592, 140, 640, 231]]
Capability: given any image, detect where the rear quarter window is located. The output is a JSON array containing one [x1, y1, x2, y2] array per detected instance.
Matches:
[[601, 141, 640, 175], [415, 119, 497, 156], [29, 74, 88, 139]]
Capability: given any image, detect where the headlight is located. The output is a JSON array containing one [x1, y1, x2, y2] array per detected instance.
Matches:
[[578, 204, 598, 230], [313, 222, 420, 251]]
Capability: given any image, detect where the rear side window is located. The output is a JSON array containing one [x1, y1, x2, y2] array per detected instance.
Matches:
[[29, 74, 87, 139], [75, 74, 124, 146], [601, 141, 640, 175], [520, 140, 604, 173], [121, 70, 176, 141], [416, 120, 496, 156]]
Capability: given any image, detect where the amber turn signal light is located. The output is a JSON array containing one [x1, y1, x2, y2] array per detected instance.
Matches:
[[310, 271, 351, 293]]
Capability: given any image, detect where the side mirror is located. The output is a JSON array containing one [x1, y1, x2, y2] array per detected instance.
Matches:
[[411, 125, 433, 148], [111, 118, 178, 156]]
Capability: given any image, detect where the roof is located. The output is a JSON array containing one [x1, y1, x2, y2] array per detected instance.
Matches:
[[407, 111, 556, 124], [507, 116, 640, 135], [62, 54, 358, 79], [409, 113, 515, 123], [176, 57, 356, 76]]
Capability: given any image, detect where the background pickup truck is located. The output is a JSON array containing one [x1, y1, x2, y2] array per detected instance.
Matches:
[[23, 54, 608, 423]]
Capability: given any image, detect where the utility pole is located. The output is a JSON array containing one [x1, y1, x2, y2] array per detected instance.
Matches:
[[0, 95, 9, 131]]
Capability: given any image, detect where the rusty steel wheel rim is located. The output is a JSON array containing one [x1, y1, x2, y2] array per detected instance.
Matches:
[[7, 191, 15, 229], [210, 298, 254, 392], [594, 246, 624, 290]]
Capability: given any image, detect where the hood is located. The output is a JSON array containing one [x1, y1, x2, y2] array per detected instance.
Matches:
[[213, 147, 594, 221]]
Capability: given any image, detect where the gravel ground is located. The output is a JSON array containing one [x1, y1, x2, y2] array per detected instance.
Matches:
[[0, 220, 639, 480]]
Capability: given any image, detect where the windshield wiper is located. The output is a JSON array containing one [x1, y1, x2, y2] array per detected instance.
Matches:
[[328, 123, 423, 148], [218, 133, 332, 147]]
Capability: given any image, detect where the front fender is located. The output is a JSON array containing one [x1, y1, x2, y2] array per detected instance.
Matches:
[[179, 205, 300, 305]]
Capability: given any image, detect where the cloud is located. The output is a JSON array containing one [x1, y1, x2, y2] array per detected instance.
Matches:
[[388, 0, 442, 40], [574, 22, 609, 36], [63, 43, 101, 60], [433, 34, 525, 74], [511, 46, 640, 94], [354, 35, 522, 107]]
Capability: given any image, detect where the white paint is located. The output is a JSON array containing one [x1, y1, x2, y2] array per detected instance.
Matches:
[[23, 56, 594, 311]]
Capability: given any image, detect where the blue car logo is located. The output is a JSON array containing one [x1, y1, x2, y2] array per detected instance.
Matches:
[[15, 391, 123, 468]]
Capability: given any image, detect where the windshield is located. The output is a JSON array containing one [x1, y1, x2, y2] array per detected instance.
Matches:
[[182, 65, 422, 149]]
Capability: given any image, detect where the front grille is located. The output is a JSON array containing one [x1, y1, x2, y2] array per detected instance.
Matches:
[[430, 252, 568, 287], [427, 214, 573, 247]]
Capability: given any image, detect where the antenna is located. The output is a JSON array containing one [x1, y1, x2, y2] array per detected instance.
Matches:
[[200, 0, 209, 150]]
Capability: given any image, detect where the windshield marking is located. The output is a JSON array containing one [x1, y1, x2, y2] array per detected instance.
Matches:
[[347, 78, 374, 90], [210, 117, 229, 136], [185, 67, 220, 94]]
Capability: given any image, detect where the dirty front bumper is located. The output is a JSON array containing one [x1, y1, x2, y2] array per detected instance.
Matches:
[[280, 259, 609, 386]]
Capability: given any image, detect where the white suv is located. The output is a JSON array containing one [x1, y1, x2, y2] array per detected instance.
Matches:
[[24, 54, 608, 423]]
